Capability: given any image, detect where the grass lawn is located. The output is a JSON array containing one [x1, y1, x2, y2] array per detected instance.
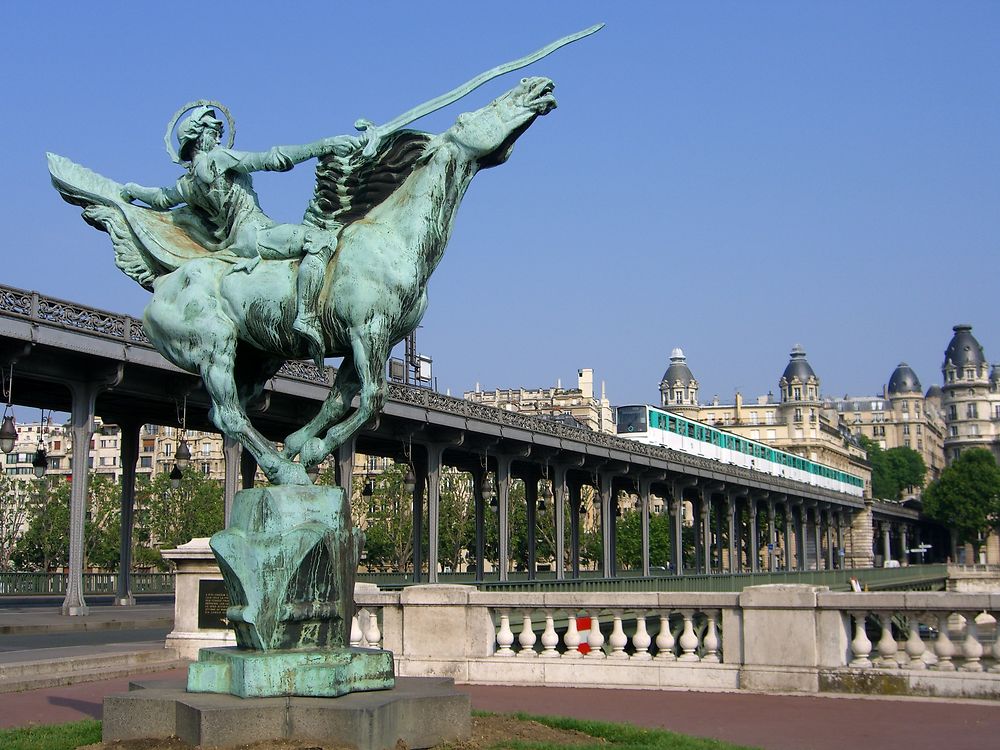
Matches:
[[501, 712, 761, 750], [0, 719, 101, 750]]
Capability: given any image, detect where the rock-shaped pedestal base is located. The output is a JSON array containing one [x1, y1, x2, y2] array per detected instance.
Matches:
[[187, 645, 394, 698], [103, 676, 470, 750]]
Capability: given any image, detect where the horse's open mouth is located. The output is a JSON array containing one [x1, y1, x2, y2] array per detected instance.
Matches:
[[521, 78, 557, 115]]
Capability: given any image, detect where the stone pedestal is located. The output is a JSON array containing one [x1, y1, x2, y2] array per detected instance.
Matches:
[[162, 538, 237, 660], [188, 645, 394, 698], [103, 676, 470, 750]]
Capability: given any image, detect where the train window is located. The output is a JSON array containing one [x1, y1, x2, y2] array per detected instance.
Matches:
[[617, 407, 647, 434]]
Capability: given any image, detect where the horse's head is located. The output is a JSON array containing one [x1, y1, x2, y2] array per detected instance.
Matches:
[[446, 76, 556, 168]]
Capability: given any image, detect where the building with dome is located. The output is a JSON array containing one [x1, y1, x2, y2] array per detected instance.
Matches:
[[940, 324, 1000, 463], [831, 362, 947, 486]]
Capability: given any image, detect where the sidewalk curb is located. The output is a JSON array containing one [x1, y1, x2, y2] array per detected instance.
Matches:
[[0, 617, 173, 635]]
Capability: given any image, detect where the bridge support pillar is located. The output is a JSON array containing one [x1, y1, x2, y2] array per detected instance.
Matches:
[[568, 477, 583, 579], [701, 495, 712, 575], [496, 456, 512, 582], [425, 444, 444, 584], [600, 472, 614, 577], [471, 465, 485, 583], [726, 494, 737, 573], [825, 508, 835, 570], [767, 500, 778, 571], [783, 501, 794, 572], [639, 478, 652, 577], [553, 465, 568, 581], [797, 502, 808, 571], [882, 522, 892, 566], [522, 468, 539, 580], [222, 436, 241, 527], [748, 496, 760, 573], [812, 503, 822, 570], [900, 525, 909, 567], [115, 419, 141, 606]]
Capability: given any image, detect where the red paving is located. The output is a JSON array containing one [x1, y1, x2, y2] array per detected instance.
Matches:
[[2, 668, 999, 750]]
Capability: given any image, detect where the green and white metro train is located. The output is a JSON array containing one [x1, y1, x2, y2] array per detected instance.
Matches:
[[616, 404, 864, 498]]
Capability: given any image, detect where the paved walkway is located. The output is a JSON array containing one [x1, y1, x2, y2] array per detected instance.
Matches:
[[0, 601, 173, 635], [2, 667, 999, 750]]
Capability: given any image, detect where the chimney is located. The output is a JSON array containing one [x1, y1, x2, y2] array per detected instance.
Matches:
[[735, 391, 743, 421], [578, 368, 593, 400]]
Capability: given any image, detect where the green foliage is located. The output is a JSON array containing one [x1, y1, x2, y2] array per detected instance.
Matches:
[[0, 719, 101, 750], [351, 462, 415, 572], [922, 447, 1000, 553], [0, 472, 30, 570], [134, 468, 224, 568], [13, 476, 71, 571], [859, 436, 927, 500], [615, 508, 672, 571]]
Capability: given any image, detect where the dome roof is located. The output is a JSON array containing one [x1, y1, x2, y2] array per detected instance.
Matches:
[[925, 384, 943, 399], [661, 347, 695, 388], [781, 344, 816, 383], [944, 324, 986, 369], [887, 362, 922, 395]]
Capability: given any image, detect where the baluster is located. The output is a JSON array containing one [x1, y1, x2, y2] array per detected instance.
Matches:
[[517, 611, 538, 658], [607, 611, 629, 660], [540, 611, 559, 658], [960, 611, 984, 672], [702, 610, 720, 663], [350, 613, 363, 647], [849, 611, 873, 668], [585, 612, 606, 659], [904, 613, 926, 670], [654, 612, 676, 661], [991, 611, 1000, 674], [876, 611, 900, 669], [677, 609, 700, 662], [932, 612, 955, 671], [632, 612, 652, 661], [563, 613, 582, 658], [495, 610, 515, 657], [364, 610, 381, 648]]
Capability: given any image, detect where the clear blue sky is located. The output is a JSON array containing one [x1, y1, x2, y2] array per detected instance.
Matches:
[[4, 2, 998, 410]]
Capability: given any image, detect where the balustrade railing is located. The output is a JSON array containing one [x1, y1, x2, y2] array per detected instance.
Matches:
[[0, 572, 175, 596]]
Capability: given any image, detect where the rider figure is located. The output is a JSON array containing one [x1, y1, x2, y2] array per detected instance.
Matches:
[[121, 106, 360, 365]]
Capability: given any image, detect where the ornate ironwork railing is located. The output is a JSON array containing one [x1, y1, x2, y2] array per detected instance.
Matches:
[[0, 282, 861, 504], [0, 571, 175, 595]]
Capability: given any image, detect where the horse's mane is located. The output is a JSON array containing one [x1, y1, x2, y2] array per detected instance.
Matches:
[[303, 130, 431, 231]]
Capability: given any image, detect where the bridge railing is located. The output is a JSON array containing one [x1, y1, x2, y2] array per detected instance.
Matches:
[[0, 572, 175, 596], [354, 583, 999, 698]]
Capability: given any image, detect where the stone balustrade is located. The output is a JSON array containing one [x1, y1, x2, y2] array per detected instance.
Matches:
[[354, 584, 1000, 699]]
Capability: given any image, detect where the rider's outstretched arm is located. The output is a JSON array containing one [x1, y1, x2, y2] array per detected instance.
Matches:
[[121, 182, 183, 209], [225, 135, 363, 175]]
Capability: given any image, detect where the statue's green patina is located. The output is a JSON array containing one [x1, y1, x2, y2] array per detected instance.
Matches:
[[48, 25, 601, 697]]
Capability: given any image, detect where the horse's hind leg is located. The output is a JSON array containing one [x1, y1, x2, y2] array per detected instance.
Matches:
[[282, 356, 360, 461], [199, 342, 311, 487]]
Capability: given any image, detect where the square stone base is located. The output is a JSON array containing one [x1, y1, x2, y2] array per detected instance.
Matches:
[[103, 676, 470, 750], [187, 646, 395, 698]]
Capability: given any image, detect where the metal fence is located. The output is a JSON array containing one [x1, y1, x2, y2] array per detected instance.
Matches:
[[0, 572, 175, 595]]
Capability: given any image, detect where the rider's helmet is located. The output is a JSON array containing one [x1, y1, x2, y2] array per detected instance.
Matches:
[[177, 106, 224, 161]]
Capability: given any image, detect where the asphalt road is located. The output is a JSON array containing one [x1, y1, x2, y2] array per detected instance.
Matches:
[[0, 627, 171, 653], [0, 594, 173, 609]]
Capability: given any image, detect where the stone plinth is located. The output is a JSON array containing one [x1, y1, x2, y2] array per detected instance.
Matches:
[[161, 537, 236, 660], [187, 645, 394, 698], [103, 676, 470, 750]]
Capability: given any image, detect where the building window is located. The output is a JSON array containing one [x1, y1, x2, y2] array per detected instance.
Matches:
[[967, 403, 978, 419], [903, 424, 910, 436], [766, 429, 777, 440], [949, 405, 958, 420], [164, 443, 173, 456], [202, 461, 212, 475], [901, 402, 909, 413], [765, 412, 775, 425], [202, 442, 211, 456], [969, 424, 979, 436], [140, 456, 152, 468], [49, 457, 61, 470], [793, 387, 802, 400], [749, 411, 758, 425], [794, 408, 803, 422], [950, 426, 959, 437], [996, 404, 1000, 420]]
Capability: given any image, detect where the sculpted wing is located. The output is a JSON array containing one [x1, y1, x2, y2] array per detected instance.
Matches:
[[47, 153, 229, 290], [302, 131, 431, 231]]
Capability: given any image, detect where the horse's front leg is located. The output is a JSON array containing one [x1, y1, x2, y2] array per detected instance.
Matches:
[[282, 356, 360, 460], [299, 324, 389, 469]]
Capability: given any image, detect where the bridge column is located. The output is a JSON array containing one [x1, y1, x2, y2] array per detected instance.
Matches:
[[553, 465, 568, 581], [62, 367, 123, 616], [748, 495, 761, 573], [714, 492, 725, 571], [825, 507, 835, 570], [599, 472, 615, 577], [900, 525, 909, 567], [496, 455, 512, 582], [882, 521, 892, 566], [115, 419, 141, 606], [471, 465, 485, 582], [239, 447, 257, 490], [767, 499, 778, 571], [725, 493, 737, 573], [522, 468, 540, 580], [796, 501, 808, 570], [783, 500, 795, 571], [222, 435, 241, 527], [411, 448, 427, 583], [701, 493, 712, 574], [568, 476, 583, 579], [425, 444, 444, 584], [639, 477, 653, 577], [812, 502, 823, 570], [835, 511, 845, 569]]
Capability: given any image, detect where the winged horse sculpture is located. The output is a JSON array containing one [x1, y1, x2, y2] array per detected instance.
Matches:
[[48, 27, 600, 486]]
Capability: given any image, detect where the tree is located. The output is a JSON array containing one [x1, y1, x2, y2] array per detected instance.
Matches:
[[84, 475, 123, 570], [922, 448, 1000, 558], [0, 473, 29, 570], [438, 470, 475, 572], [349, 462, 415, 573], [860, 436, 926, 500], [134, 469, 224, 568], [13, 476, 70, 571], [615, 508, 672, 571]]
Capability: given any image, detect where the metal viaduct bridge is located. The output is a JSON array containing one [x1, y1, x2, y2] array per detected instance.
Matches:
[[0, 283, 939, 614]]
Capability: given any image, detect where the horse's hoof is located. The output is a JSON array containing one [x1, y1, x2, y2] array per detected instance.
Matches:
[[300, 437, 328, 469]]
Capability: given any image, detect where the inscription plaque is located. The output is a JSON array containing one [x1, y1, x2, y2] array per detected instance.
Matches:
[[197, 578, 232, 630]]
